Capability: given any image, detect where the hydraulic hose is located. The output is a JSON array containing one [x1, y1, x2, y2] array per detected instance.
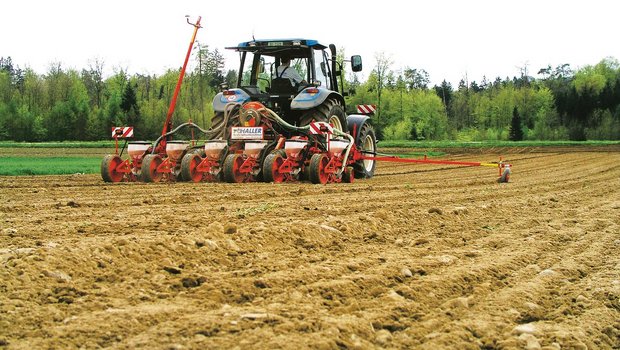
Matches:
[[151, 101, 242, 155], [151, 121, 218, 154], [258, 106, 355, 175], [220, 102, 240, 139]]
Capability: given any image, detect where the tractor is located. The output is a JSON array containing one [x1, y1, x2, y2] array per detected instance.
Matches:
[[182, 38, 378, 183]]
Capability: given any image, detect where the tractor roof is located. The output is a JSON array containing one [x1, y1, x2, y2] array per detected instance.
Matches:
[[226, 39, 327, 56]]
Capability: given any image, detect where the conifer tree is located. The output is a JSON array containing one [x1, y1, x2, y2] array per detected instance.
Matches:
[[509, 107, 524, 141]]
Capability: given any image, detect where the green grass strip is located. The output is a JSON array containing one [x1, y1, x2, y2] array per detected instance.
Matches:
[[0, 157, 101, 176], [380, 151, 446, 158], [0, 141, 117, 148]]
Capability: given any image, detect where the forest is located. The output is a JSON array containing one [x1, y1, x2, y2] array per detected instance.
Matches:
[[1, 48, 619, 142]]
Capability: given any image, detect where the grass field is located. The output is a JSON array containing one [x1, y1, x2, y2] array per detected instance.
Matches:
[[0, 157, 102, 176], [1, 140, 618, 176], [0, 141, 116, 148]]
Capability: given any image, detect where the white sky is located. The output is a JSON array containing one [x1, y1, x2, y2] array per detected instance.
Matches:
[[2, 0, 618, 87]]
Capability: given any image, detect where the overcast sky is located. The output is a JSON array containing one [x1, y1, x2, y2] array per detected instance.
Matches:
[[2, 0, 618, 86]]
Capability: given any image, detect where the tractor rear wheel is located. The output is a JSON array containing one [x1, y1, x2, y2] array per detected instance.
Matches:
[[263, 152, 286, 183], [210, 112, 226, 139], [142, 154, 163, 183], [309, 153, 329, 184], [223, 154, 246, 183], [101, 155, 124, 183], [299, 98, 347, 132], [353, 122, 377, 179], [210, 110, 240, 139], [180, 153, 204, 183]]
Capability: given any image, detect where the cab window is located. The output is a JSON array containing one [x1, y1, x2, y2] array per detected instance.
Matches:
[[315, 50, 330, 88]]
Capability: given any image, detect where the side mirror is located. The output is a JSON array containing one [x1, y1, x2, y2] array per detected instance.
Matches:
[[351, 55, 362, 72]]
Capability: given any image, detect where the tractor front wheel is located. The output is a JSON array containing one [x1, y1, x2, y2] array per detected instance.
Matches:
[[101, 155, 124, 183]]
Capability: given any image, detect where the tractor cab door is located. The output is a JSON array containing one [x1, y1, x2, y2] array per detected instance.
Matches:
[[315, 50, 333, 90]]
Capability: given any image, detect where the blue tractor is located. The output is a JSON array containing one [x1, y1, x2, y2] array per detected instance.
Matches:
[[214, 39, 360, 130], [181, 38, 377, 183]]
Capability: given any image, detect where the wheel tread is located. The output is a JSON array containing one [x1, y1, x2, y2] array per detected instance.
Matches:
[[299, 98, 346, 132], [309, 153, 328, 184], [181, 153, 202, 182], [101, 155, 123, 183], [353, 122, 377, 179]]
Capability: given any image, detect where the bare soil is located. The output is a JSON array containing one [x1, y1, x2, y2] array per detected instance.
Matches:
[[1, 148, 619, 349]]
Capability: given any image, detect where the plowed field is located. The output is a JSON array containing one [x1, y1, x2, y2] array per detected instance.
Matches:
[[1, 147, 619, 349]]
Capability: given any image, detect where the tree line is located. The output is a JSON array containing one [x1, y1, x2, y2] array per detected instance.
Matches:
[[0, 46, 229, 142], [347, 55, 620, 141], [1, 51, 619, 142]]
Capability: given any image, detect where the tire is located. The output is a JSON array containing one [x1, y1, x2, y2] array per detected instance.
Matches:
[[210, 112, 226, 139], [353, 122, 377, 179], [141, 154, 163, 183], [180, 153, 204, 183], [210, 110, 240, 139], [187, 146, 206, 157], [101, 155, 124, 183], [272, 149, 287, 158], [262, 152, 286, 183], [223, 153, 245, 183], [253, 142, 277, 182], [299, 98, 347, 132], [308, 153, 329, 184], [342, 167, 355, 183], [300, 168, 311, 182]]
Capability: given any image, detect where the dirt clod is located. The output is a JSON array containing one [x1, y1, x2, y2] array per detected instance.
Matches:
[[428, 207, 443, 215], [224, 223, 237, 234], [401, 268, 413, 277], [163, 266, 182, 274]]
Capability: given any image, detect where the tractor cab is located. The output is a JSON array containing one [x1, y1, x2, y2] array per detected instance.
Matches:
[[213, 38, 362, 127]]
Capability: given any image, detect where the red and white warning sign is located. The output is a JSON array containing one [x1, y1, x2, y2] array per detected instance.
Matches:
[[309, 122, 333, 135], [356, 104, 376, 114], [111, 126, 134, 138]]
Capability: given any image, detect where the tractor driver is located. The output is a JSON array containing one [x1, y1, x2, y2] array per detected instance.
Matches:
[[276, 54, 307, 87]]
